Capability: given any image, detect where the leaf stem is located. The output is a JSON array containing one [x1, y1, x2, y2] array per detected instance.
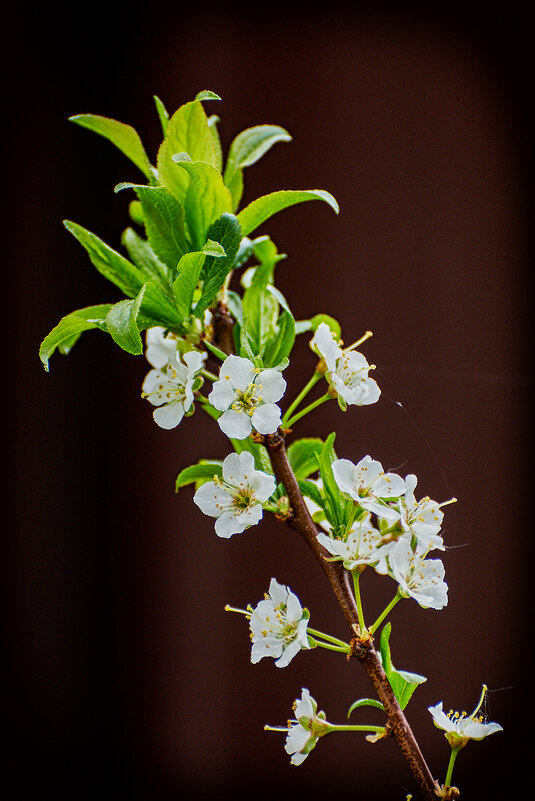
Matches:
[[369, 591, 403, 636], [282, 371, 322, 425], [285, 392, 331, 428]]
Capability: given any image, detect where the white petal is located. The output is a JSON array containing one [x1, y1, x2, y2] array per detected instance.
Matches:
[[183, 349, 205, 374], [256, 369, 287, 403], [214, 511, 244, 538], [152, 402, 185, 429], [222, 451, 255, 486], [248, 471, 277, 503], [332, 459, 358, 496], [275, 640, 301, 668], [251, 403, 282, 435], [217, 409, 252, 439], [208, 379, 236, 411], [142, 368, 165, 395], [193, 482, 232, 517], [145, 327, 177, 368], [220, 354, 255, 389]]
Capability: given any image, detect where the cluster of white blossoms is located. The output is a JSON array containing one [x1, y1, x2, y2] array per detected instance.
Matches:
[[193, 451, 276, 538], [249, 578, 310, 668], [141, 328, 206, 430], [209, 354, 286, 439], [319, 454, 450, 610], [310, 322, 380, 407]]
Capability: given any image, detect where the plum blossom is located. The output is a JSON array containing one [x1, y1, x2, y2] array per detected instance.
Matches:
[[283, 689, 329, 765], [395, 474, 448, 551], [428, 686, 502, 750], [209, 355, 286, 439], [332, 455, 407, 521], [387, 536, 448, 610], [144, 326, 180, 368], [310, 322, 380, 407], [193, 451, 276, 538], [317, 515, 393, 573], [142, 350, 205, 429], [249, 578, 310, 667]]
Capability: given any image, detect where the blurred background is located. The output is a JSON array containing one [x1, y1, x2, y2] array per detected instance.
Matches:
[[7, 3, 531, 799]]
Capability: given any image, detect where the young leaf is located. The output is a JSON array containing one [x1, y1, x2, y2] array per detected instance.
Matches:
[[287, 438, 323, 480], [224, 124, 292, 210], [63, 221, 181, 328], [105, 284, 146, 355], [120, 227, 172, 297], [153, 95, 169, 135], [347, 698, 386, 718], [39, 304, 112, 370], [156, 98, 223, 206], [262, 308, 296, 367], [230, 436, 274, 476], [175, 462, 223, 492], [174, 161, 233, 251], [379, 623, 427, 711], [173, 251, 206, 318], [237, 189, 339, 237], [133, 186, 188, 271], [241, 280, 279, 357], [297, 479, 325, 512], [318, 432, 342, 528], [194, 213, 241, 317], [69, 114, 152, 179]]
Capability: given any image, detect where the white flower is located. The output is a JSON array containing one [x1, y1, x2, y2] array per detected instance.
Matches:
[[317, 515, 393, 573], [193, 451, 276, 538], [144, 326, 180, 368], [209, 355, 286, 439], [142, 350, 205, 429], [387, 536, 448, 609], [310, 322, 380, 407], [332, 455, 407, 521], [284, 689, 329, 765], [397, 474, 445, 551], [428, 687, 502, 750], [249, 578, 310, 667]]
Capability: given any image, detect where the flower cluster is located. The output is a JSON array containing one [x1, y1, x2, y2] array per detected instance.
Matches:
[[142, 336, 205, 429], [318, 454, 450, 610], [311, 322, 380, 407], [281, 689, 330, 765]]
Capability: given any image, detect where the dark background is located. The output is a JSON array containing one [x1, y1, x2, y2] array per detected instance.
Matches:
[[7, 4, 531, 799]]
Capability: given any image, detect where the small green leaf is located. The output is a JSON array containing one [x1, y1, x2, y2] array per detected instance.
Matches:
[[174, 161, 233, 251], [224, 125, 292, 210], [134, 186, 188, 271], [310, 313, 342, 339], [173, 251, 206, 318], [175, 462, 223, 492], [195, 90, 222, 102], [157, 98, 223, 206], [297, 479, 325, 511], [347, 698, 385, 718], [379, 623, 427, 710], [153, 95, 169, 135], [262, 309, 295, 367], [318, 433, 342, 528], [287, 438, 323, 480], [120, 227, 172, 297], [238, 189, 339, 237], [69, 113, 152, 178], [194, 213, 242, 317], [39, 304, 112, 370], [105, 285, 145, 355]]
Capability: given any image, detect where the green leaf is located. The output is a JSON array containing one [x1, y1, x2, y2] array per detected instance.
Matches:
[[175, 461, 223, 492], [318, 432, 342, 528], [134, 186, 188, 271], [174, 161, 233, 251], [156, 98, 223, 206], [39, 304, 112, 370], [195, 90, 222, 102], [242, 280, 279, 357], [64, 221, 181, 328], [347, 698, 385, 718], [120, 227, 172, 297], [194, 213, 241, 317], [231, 436, 274, 476], [153, 95, 169, 135], [173, 251, 206, 318], [69, 113, 152, 178], [262, 308, 296, 367], [310, 313, 342, 339], [105, 285, 145, 354], [297, 479, 325, 511], [287, 438, 323, 479], [237, 189, 339, 237], [224, 124, 292, 210], [379, 623, 427, 710]]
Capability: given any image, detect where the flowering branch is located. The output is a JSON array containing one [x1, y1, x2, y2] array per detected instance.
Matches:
[[265, 429, 440, 801]]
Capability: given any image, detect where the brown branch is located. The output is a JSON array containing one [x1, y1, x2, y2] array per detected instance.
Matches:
[[211, 300, 235, 355], [266, 429, 440, 801]]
